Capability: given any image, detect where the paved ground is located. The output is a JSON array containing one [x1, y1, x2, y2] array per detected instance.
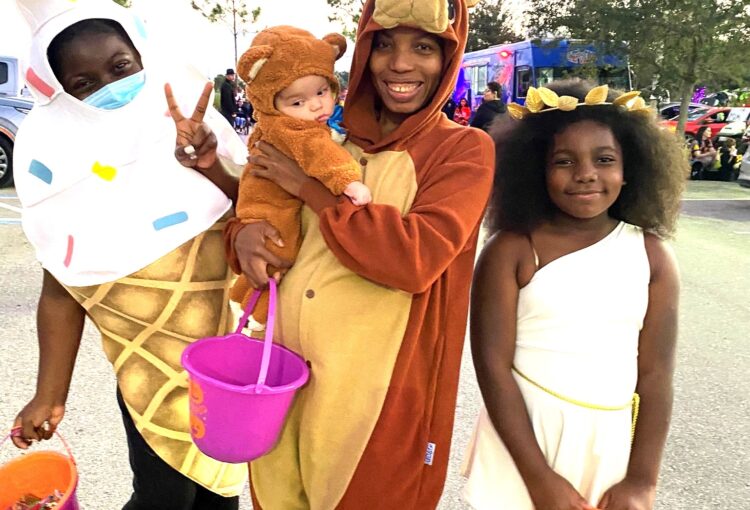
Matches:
[[0, 181, 748, 509], [681, 180, 750, 222], [681, 199, 750, 222]]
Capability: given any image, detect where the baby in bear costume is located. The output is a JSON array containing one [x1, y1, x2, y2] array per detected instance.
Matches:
[[230, 26, 371, 321]]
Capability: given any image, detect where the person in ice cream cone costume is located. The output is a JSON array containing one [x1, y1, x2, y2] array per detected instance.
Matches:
[[9, 0, 248, 507]]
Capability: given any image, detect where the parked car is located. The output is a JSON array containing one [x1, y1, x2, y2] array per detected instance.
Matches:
[[662, 107, 732, 144], [715, 107, 750, 147], [658, 102, 707, 120], [738, 148, 750, 188], [701, 90, 733, 107], [0, 95, 33, 187], [738, 125, 750, 154]]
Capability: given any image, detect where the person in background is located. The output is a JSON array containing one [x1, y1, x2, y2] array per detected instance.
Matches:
[[691, 126, 716, 169], [220, 67, 238, 124], [234, 98, 251, 134], [442, 96, 457, 121], [453, 96, 471, 125], [470, 81, 506, 132], [718, 137, 741, 180], [241, 97, 255, 126]]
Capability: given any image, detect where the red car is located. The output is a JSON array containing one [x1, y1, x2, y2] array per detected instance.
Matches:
[[662, 107, 731, 142]]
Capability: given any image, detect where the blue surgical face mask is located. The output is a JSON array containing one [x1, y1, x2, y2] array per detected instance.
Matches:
[[83, 70, 146, 110]]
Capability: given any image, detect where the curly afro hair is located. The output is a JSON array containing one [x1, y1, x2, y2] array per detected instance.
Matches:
[[488, 79, 687, 238]]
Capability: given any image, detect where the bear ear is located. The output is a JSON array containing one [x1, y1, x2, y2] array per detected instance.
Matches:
[[237, 45, 274, 82], [323, 33, 347, 60], [466, 0, 482, 7]]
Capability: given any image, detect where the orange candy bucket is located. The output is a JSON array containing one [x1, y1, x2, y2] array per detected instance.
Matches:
[[0, 428, 79, 509]]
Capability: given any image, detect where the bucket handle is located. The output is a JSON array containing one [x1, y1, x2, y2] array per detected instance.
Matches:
[[234, 279, 277, 393], [2, 427, 77, 466]]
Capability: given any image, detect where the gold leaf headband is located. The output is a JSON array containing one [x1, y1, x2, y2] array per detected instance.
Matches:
[[506, 84, 651, 120]]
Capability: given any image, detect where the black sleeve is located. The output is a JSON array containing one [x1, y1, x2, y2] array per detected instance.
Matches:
[[220, 83, 236, 114], [720, 148, 731, 166], [470, 103, 491, 129]]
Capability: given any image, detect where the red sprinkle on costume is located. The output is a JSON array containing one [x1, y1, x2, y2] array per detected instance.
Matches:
[[63, 235, 73, 268], [25, 68, 54, 98]]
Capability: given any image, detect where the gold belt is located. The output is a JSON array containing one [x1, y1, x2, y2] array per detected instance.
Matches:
[[512, 366, 640, 442]]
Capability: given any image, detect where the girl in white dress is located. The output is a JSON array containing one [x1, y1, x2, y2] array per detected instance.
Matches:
[[462, 80, 686, 510]]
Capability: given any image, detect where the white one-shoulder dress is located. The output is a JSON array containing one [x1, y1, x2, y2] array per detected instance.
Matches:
[[462, 222, 650, 509]]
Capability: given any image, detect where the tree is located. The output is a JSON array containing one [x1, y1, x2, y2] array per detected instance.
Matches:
[[335, 70, 350, 89], [191, 0, 261, 67], [326, 0, 365, 40], [525, 0, 750, 136], [466, 0, 520, 52], [112, 0, 131, 6]]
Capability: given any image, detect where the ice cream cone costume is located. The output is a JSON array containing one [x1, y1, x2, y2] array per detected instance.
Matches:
[[13, 0, 247, 496], [230, 26, 361, 321]]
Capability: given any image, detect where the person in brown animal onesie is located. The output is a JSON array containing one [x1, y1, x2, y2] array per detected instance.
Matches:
[[230, 26, 372, 322], [224, 0, 493, 508]]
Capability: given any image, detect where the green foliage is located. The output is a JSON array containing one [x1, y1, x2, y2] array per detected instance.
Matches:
[[335, 70, 350, 89], [191, 0, 260, 25], [191, 0, 262, 65], [213, 76, 222, 110], [325, 0, 521, 51], [525, 0, 750, 134], [326, 0, 365, 40], [466, 1, 520, 52], [111, 0, 131, 6], [213, 74, 225, 91]]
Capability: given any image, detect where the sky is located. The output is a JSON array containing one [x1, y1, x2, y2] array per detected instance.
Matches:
[[0, 0, 357, 77], [0, 0, 529, 78]]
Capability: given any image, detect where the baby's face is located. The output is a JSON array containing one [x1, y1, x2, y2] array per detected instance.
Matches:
[[274, 75, 336, 123]]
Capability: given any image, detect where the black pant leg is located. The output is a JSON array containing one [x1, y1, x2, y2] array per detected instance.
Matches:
[[116, 388, 239, 510], [193, 486, 241, 510]]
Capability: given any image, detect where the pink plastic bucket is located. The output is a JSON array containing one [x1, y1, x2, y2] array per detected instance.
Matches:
[[182, 279, 309, 463], [0, 429, 79, 510]]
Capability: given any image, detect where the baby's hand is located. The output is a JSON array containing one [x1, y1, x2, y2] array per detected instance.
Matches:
[[343, 181, 372, 206]]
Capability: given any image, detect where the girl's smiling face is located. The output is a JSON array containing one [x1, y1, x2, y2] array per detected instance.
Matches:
[[545, 120, 625, 221], [55, 31, 143, 101]]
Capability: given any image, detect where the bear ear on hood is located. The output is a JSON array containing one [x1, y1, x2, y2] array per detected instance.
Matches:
[[466, 0, 482, 6], [237, 45, 274, 82], [323, 33, 347, 61]]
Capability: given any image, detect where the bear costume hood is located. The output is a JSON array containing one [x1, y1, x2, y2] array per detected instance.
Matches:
[[236, 26, 347, 117], [343, 0, 479, 151]]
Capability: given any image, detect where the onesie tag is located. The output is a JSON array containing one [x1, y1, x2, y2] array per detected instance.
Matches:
[[424, 442, 436, 466]]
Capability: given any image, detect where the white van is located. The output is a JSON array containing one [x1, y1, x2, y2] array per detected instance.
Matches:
[[0, 56, 24, 97], [738, 149, 750, 188], [716, 107, 750, 143]]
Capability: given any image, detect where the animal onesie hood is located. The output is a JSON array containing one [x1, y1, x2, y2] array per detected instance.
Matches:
[[230, 26, 361, 319], [13, 0, 248, 496], [225, 0, 493, 508]]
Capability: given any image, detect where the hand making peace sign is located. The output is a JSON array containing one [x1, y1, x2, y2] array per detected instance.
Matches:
[[164, 81, 218, 171]]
